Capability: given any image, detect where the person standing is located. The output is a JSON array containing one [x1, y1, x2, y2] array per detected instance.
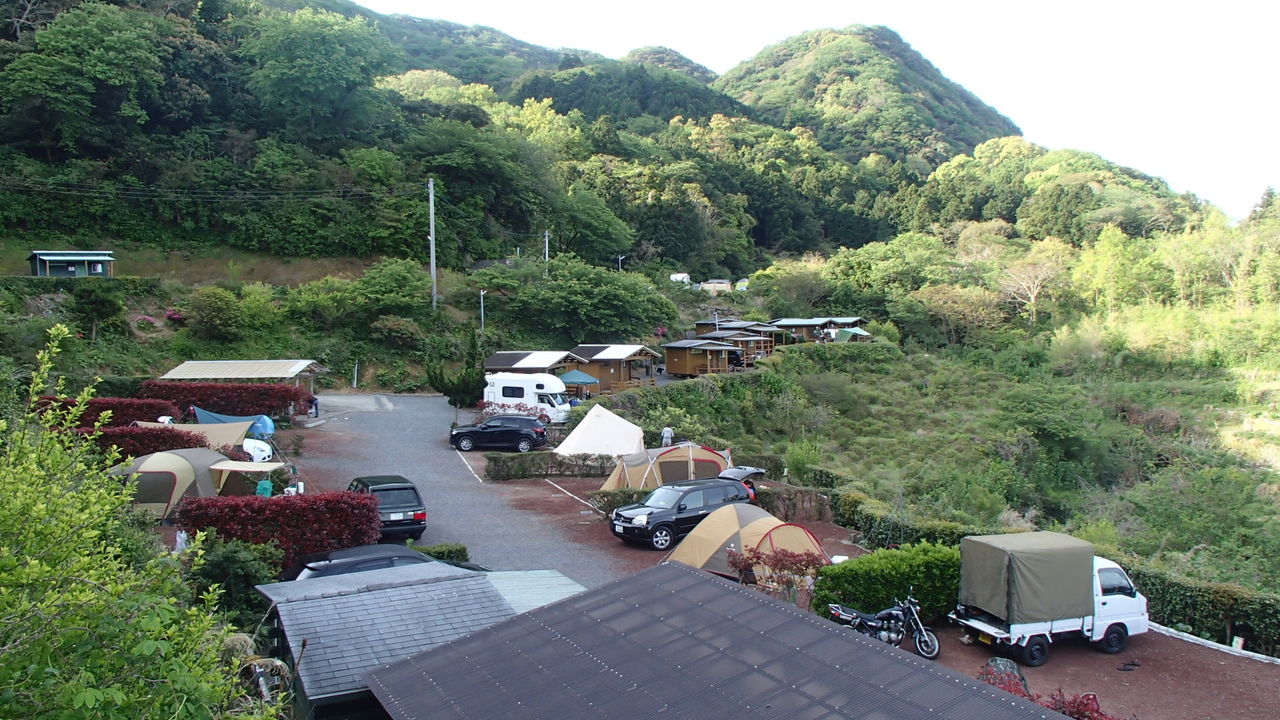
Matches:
[[660, 424, 674, 447]]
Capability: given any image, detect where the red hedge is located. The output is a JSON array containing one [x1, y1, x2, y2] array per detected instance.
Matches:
[[40, 396, 180, 427], [138, 380, 311, 418], [80, 425, 207, 458], [175, 492, 380, 568]]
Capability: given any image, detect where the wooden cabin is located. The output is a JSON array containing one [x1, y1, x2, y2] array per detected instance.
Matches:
[[769, 317, 837, 342], [566, 344, 661, 394], [662, 339, 737, 378], [695, 331, 771, 366]]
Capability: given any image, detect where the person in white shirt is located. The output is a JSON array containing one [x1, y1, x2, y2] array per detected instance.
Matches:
[[660, 425, 674, 447]]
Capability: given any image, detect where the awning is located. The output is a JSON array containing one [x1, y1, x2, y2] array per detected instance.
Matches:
[[558, 369, 599, 385], [160, 359, 326, 380], [209, 460, 286, 474]]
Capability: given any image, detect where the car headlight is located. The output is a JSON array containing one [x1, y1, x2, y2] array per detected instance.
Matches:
[[635, 513, 648, 526], [450, 429, 457, 434]]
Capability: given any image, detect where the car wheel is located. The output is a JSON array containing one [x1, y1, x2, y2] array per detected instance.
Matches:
[[1094, 624, 1128, 654], [1019, 636, 1049, 667], [456, 435, 475, 451], [516, 438, 533, 453], [409, 530, 424, 542], [648, 525, 675, 551]]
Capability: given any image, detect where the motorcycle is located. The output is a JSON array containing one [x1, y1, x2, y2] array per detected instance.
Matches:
[[828, 593, 941, 659]]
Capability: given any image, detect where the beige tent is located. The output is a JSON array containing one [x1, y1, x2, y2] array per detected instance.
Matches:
[[599, 442, 732, 491], [111, 447, 285, 520], [554, 404, 645, 457], [665, 503, 829, 579], [133, 420, 254, 450]]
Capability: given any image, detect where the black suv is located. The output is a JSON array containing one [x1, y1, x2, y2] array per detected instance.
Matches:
[[450, 415, 547, 453], [610, 477, 752, 550], [347, 475, 427, 541]]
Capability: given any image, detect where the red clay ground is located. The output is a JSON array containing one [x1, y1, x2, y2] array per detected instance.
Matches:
[[489, 472, 1280, 720]]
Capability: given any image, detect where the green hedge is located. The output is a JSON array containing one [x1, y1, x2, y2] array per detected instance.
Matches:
[[833, 491, 994, 548], [805, 465, 856, 489], [587, 489, 648, 516], [0, 276, 162, 297], [482, 452, 615, 482], [830, 490, 1280, 657], [811, 542, 961, 622], [415, 542, 470, 566]]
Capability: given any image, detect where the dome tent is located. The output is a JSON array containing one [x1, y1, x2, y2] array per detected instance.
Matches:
[[665, 503, 828, 579], [599, 442, 732, 491], [111, 447, 285, 521]]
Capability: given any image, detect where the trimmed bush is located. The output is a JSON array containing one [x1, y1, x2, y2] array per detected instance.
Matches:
[[483, 452, 615, 482], [175, 492, 379, 568], [811, 542, 961, 621], [80, 425, 206, 458], [139, 380, 310, 418], [416, 543, 469, 565], [833, 490, 995, 548], [41, 396, 179, 427], [587, 489, 648, 516]]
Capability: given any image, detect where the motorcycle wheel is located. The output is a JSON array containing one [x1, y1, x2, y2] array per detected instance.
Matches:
[[914, 629, 941, 659]]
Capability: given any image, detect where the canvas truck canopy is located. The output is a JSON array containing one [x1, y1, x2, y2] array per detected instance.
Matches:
[[959, 531, 1094, 624]]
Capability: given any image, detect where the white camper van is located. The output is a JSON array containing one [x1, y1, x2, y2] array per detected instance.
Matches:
[[483, 372, 572, 423]]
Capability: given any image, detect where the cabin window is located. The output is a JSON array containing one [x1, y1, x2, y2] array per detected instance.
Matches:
[[90, 263, 103, 273], [501, 386, 524, 399], [1098, 568, 1134, 596]]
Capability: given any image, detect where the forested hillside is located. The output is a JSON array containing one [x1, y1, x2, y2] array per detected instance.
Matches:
[[1, 0, 1279, 599]]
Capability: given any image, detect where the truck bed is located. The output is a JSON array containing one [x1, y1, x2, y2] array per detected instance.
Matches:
[[951, 607, 1091, 643]]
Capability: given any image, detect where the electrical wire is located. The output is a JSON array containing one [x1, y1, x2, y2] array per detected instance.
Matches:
[[0, 177, 426, 203]]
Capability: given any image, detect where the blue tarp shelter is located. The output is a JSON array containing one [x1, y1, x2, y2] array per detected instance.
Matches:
[[193, 406, 275, 439]]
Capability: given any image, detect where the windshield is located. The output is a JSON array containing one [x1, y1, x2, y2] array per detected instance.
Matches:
[[642, 486, 683, 509], [540, 392, 568, 406]]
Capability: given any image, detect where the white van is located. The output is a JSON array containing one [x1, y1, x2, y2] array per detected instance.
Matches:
[[482, 372, 572, 423]]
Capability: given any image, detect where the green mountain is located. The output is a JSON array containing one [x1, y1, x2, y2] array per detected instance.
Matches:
[[714, 26, 1021, 167], [622, 46, 718, 84]]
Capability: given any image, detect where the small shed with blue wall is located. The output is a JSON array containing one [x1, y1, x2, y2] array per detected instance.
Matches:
[[28, 250, 115, 277]]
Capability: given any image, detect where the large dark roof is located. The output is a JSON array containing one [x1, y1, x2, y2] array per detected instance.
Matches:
[[365, 563, 1063, 720]]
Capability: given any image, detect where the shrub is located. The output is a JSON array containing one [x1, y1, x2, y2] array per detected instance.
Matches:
[[783, 439, 822, 485], [474, 400, 548, 424], [729, 547, 828, 606], [811, 542, 961, 621], [978, 665, 1124, 720], [416, 543, 469, 565], [138, 380, 310, 418], [588, 489, 648, 516], [81, 425, 207, 458], [483, 451, 615, 481], [40, 396, 179, 427], [175, 492, 380, 569], [183, 532, 283, 631], [833, 490, 998, 548]]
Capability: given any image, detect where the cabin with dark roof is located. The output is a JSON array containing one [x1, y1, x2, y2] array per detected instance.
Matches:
[[27, 250, 115, 277], [566, 344, 661, 394]]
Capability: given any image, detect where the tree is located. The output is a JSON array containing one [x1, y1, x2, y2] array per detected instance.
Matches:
[[910, 283, 1004, 345], [238, 8, 398, 144], [187, 285, 249, 341], [65, 277, 125, 340], [0, 326, 276, 719], [998, 238, 1074, 327]]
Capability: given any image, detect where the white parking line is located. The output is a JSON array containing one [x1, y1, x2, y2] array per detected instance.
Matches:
[[454, 449, 484, 483], [543, 478, 604, 515]]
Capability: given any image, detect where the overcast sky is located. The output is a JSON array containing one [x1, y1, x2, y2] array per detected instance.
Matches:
[[354, 0, 1278, 222]]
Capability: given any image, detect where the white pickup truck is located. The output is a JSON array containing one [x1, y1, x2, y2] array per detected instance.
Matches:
[[949, 531, 1149, 667]]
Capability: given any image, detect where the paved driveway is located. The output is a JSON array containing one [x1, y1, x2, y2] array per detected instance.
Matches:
[[290, 394, 630, 588]]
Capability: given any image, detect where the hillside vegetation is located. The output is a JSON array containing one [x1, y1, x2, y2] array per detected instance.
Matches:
[[0, 1, 1277, 599]]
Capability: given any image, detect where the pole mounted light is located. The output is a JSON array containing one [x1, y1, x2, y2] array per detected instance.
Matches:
[[617, 254, 626, 271], [479, 290, 487, 332]]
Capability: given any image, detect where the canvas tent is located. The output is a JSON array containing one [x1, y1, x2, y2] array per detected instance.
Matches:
[[111, 447, 286, 520], [553, 404, 644, 457], [666, 503, 828, 579], [134, 420, 254, 450], [599, 442, 733, 491]]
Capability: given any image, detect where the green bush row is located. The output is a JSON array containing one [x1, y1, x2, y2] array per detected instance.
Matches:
[[811, 542, 961, 622], [482, 452, 615, 482], [587, 489, 648, 516], [0, 276, 162, 297], [833, 491, 994, 548], [416, 542, 470, 566], [831, 490, 1280, 657]]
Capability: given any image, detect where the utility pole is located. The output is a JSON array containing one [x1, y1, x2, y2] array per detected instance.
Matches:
[[428, 178, 437, 310], [479, 290, 487, 332], [544, 230, 550, 263], [616, 254, 626, 271]]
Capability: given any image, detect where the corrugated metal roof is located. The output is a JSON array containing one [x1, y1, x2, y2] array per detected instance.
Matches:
[[663, 340, 737, 350], [30, 254, 116, 262], [259, 564, 583, 703], [770, 317, 831, 327], [515, 351, 586, 368], [159, 359, 322, 380], [366, 564, 1064, 720]]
